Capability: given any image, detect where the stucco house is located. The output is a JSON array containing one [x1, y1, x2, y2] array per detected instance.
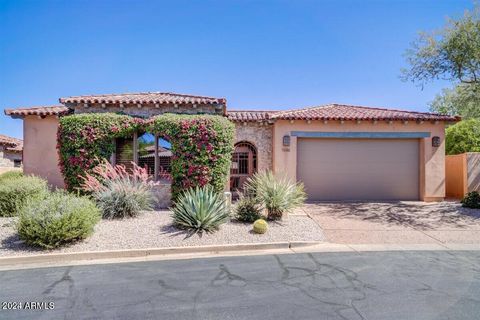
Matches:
[[5, 92, 459, 202], [0, 134, 23, 172]]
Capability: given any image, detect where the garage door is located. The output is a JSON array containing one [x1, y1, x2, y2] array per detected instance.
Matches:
[[297, 138, 419, 201]]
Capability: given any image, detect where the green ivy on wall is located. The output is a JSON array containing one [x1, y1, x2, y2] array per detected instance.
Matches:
[[57, 113, 235, 201], [146, 114, 235, 201], [57, 113, 145, 191]]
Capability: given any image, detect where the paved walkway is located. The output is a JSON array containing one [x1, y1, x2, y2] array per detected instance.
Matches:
[[303, 201, 480, 246]]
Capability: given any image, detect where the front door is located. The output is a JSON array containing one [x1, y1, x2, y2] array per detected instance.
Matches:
[[230, 142, 257, 197]]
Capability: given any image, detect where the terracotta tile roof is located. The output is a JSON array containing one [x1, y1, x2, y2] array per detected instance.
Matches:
[[227, 110, 276, 122], [59, 92, 226, 106], [0, 134, 23, 152], [144, 145, 168, 152], [4, 106, 71, 117], [271, 104, 460, 122]]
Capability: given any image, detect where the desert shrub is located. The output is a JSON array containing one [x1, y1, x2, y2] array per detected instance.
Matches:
[[461, 191, 480, 209], [0, 170, 23, 181], [445, 119, 480, 155], [147, 114, 235, 201], [235, 195, 263, 222], [0, 176, 48, 217], [244, 171, 306, 220], [81, 160, 155, 219], [172, 186, 230, 233], [253, 219, 268, 234], [17, 191, 101, 249]]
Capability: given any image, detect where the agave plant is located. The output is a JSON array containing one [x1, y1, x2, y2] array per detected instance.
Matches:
[[172, 186, 230, 233], [244, 171, 306, 220]]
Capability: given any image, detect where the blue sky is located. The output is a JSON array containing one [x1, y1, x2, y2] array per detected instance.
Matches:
[[0, 0, 473, 139]]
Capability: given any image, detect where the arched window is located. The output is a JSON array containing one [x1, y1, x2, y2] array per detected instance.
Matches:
[[230, 141, 257, 194]]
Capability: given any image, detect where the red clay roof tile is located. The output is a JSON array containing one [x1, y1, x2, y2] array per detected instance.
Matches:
[[4, 106, 71, 117], [271, 104, 460, 122], [0, 134, 23, 152], [226, 110, 276, 122], [59, 92, 226, 106]]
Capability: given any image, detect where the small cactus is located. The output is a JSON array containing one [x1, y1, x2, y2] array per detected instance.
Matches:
[[253, 219, 268, 234]]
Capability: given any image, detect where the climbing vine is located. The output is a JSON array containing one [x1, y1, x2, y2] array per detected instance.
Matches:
[[147, 114, 235, 201], [58, 113, 235, 201], [57, 113, 145, 191]]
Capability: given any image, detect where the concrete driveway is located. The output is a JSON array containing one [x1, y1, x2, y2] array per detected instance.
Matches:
[[303, 201, 480, 246]]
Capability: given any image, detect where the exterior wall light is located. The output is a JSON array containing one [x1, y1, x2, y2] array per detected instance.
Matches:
[[432, 136, 441, 147], [283, 135, 291, 147]]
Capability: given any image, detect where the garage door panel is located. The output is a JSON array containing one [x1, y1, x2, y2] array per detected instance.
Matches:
[[297, 138, 419, 201]]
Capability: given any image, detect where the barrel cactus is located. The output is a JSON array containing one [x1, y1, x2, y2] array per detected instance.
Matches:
[[253, 219, 268, 234]]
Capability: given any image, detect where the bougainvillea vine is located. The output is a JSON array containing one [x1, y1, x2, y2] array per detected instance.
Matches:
[[57, 113, 145, 191], [57, 112, 235, 202]]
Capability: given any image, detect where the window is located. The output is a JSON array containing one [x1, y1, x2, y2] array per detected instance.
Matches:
[[115, 132, 171, 181]]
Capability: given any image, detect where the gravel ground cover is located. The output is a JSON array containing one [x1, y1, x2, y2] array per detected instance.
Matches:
[[0, 211, 325, 256]]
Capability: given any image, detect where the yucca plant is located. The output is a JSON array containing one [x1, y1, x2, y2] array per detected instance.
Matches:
[[244, 171, 306, 220], [172, 186, 230, 234]]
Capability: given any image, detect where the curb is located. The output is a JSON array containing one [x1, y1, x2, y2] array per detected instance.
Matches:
[[0, 241, 319, 268]]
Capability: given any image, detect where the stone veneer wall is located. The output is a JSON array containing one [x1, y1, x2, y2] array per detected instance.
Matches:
[[234, 122, 273, 171], [0, 146, 22, 168], [152, 181, 172, 209], [71, 103, 223, 117]]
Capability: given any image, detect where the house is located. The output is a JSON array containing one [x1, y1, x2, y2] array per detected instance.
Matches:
[[4, 92, 459, 202], [0, 134, 23, 172]]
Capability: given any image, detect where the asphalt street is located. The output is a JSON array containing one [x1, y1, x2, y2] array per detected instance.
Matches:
[[1, 250, 480, 320]]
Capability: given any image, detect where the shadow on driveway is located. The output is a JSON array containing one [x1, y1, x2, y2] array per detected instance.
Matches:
[[304, 201, 480, 231]]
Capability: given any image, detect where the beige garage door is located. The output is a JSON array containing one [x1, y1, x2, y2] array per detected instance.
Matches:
[[297, 138, 419, 201]]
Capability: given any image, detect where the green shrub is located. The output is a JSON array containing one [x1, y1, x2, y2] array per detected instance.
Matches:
[[81, 160, 155, 219], [461, 191, 480, 209], [147, 114, 235, 202], [0, 176, 48, 217], [445, 119, 480, 155], [172, 186, 230, 233], [0, 171, 23, 181], [94, 179, 155, 219], [244, 171, 306, 220], [235, 195, 263, 222], [253, 219, 268, 234], [17, 191, 101, 249]]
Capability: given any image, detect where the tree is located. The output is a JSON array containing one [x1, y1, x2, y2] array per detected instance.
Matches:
[[445, 119, 480, 155], [402, 5, 480, 86], [429, 83, 480, 118]]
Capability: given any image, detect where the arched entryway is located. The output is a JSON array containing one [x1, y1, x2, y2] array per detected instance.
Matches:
[[230, 141, 257, 196]]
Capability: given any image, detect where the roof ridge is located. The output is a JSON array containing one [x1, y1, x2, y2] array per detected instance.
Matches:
[[227, 110, 278, 112], [59, 91, 225, 100], [327, 103, 448, 117], [5, 105, 65, 110], [271, 104, 332, 117], [271, 103, 453, 118]]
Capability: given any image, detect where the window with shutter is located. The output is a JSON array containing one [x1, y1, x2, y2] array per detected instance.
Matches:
[[115, 137, 134, 171]]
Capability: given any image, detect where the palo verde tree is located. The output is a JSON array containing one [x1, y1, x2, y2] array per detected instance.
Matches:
[[402, 5, 480, 119]]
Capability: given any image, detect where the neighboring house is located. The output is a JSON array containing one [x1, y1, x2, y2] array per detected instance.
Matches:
[[0, 134, 23, 170], [4, 92, 459, 202]]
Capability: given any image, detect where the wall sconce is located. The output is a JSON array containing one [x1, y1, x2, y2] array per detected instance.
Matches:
[[432, 136, 441, 147], [283, 135, 291, 147]]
